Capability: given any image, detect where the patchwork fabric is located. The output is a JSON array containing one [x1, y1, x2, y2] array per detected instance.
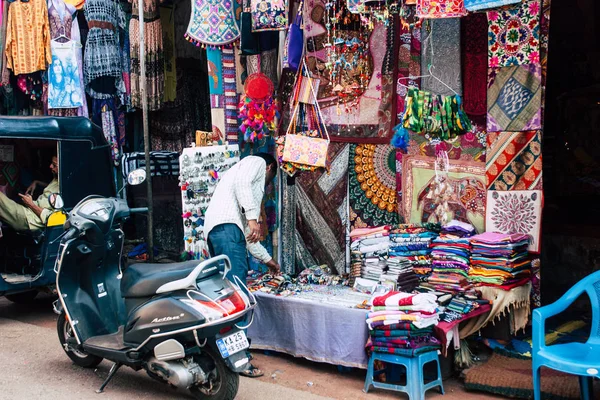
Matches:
[[486, 130, 542, 190], [185, 0, 240, 47], [465, 0, 521, 11], [417, 0, 466, 18], [486, 190, 543, 253], [402, 156, 486, 233], [349, 144, 399, 229], [488, 0, 541, 68], [487, 63, 542, 132], [250, 0, 287, 32]]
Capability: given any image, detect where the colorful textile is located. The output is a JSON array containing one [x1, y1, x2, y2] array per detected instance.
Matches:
[[465, 0, 521, 11], [369, 345, 440, 357], [184, 0, 240, 47], [487, 64, 542, 132], [402, 156, 486, 233], [417, 0, 466, 19], [488, 0, 541, 68], [48, 41, 84, 110], [295, 144, 350, 275], [5, 0, 52, 75], [407, 124, 487, 163], [349, 144, 399, 229], [486, 130, 542, 190], [462, 13, 488, 125], [250, 0, 287, 32], [486, 190, 543, 253], [371, 291, 438, 308]]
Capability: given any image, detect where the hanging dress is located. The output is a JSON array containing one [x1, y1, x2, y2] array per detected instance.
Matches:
[[45, 0, 88, 117], [129, 0, 164, 111]]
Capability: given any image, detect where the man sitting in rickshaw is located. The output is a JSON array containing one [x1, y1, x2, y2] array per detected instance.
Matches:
[[0, 155, 59, 232]]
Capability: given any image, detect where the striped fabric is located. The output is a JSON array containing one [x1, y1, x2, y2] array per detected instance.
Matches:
[[221, 47, 239, 143]]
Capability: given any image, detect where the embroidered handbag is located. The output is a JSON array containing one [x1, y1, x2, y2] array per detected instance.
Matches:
[[251, 0, 288, 32], [281, 61, 330, 169], [283, 1, 304, 71]]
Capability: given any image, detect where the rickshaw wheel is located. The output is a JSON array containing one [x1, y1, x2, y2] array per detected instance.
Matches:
[[57, 312, 103, 368], [5, 290, 38, 304]]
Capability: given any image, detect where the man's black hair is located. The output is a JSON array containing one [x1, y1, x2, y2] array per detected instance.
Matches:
[[254, 152, 277, 167]]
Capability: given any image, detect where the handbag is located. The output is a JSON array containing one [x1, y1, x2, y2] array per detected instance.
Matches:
[[281, 60, 330, 169], [250, 0, 288, 32], [283, 1, 304, 71]]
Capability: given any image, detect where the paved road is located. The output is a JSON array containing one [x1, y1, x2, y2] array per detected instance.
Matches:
[[0, 296, 331, 400]]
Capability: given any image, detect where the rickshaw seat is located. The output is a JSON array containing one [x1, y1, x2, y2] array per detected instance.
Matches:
[[15, 228, 44, 245]]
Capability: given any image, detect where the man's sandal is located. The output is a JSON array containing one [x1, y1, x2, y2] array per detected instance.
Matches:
[[240, 365, 264, 378]]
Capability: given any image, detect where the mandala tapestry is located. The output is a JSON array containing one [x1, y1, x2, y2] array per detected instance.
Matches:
[[487, 63, 542, 132], [350, 144, 399, 229], [486, 130, 542, 190], [485, 190, 543, 253], [488, 0, 541, 68], [402, 156, 486, 233]]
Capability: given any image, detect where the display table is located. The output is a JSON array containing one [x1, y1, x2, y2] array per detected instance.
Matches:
[[247, 287, 371, 369]]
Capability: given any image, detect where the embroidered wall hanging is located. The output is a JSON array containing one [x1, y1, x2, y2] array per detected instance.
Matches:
[[185, 0, 240, 47], [407, 123, 487, 163], [486, 130, 542, 190], [487, 63, 542, 132], [303, 0, 396, 143], [402, 156, 486, 233], [250, 0, 287, 32], [421, 18, 462, 96], [486, 190, 543, 253], [349, 144, 399, 229], [465, 0, 521, 12], [488, 0, 541, 68], [417, 0, 466, 19]]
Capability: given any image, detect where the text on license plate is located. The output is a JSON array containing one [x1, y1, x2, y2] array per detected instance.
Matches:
[[216, 331, 249, 358]]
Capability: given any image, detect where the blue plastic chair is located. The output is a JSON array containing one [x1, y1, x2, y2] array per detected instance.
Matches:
[[364, 350, 444, 400], [532, 270, 600, 400]]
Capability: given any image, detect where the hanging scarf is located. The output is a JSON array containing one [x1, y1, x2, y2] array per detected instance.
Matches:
[[402, 88, 472, 141]]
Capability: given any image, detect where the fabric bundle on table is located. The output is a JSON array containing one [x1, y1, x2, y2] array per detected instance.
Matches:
[[389, 224, 440, 286], [350, 226, 392, 282], [440, 220, 477, 239], [366, 291, 441, 357], [469, 232, 531, 286]]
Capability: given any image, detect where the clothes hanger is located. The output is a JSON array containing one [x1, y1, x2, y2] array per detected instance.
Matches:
[[51, 27, 82, 48]]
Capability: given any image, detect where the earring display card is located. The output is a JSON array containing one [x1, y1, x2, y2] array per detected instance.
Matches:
[[179, 144, 240, 259]]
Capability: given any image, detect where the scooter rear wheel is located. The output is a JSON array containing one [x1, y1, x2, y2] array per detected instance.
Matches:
[[57, 312, 103, 368], [189, 346, 239, 400]]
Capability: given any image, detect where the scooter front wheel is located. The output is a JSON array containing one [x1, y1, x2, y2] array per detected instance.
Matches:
[[57, 312, 103, 368], [189, 346, 239, 400]]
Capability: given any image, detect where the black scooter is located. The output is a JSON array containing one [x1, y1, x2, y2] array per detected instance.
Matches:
[[53, 185, 256, 399]]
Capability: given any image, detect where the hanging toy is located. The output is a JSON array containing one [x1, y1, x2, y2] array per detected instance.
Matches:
[[239, 72, 280, 143]]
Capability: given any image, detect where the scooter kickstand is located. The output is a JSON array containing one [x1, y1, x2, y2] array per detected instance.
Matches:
[[96, 362, 122, 394]]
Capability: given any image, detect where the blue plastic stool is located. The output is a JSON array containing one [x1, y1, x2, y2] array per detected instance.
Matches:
[[364, 351, 444, 400]]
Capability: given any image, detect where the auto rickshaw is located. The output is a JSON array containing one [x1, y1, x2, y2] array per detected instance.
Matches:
[[0, 117, 115, 302]]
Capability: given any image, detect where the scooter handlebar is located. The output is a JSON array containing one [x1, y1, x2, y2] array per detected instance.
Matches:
[[129, 207, 148, 214]]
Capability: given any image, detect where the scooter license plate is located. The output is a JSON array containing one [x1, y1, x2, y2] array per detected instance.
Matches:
[[216, 331, 249, 358]]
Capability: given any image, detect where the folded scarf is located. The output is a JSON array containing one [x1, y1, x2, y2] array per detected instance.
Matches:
[[371, 291, 438, 307], [369, 329, 432, 337]]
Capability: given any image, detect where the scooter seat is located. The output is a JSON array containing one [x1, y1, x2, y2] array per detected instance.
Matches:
[[121, 260, 201, 298]]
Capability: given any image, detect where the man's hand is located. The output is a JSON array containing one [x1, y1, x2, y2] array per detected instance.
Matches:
[[19, 193, 35, 209], [247, 219, 261, 243], [266, 259, 281, 275], [25, 181, 39, 196]]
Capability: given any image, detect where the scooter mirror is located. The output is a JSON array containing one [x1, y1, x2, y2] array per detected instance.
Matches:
[[49, 193, 65, 210], [127, 168, 147, 186]]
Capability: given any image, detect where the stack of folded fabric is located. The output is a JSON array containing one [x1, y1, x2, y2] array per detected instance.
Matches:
[[365, 291, 441, 357], [350, 226, 391, 282], [469, 232, 531, 287], [388, 224, 440, 289], [422, 222, 475, 293], [439, 294, 490, 323]]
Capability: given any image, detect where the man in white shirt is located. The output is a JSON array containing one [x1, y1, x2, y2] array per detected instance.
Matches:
[[204, 153, 279, 378], [204, 153, 280, 280]]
